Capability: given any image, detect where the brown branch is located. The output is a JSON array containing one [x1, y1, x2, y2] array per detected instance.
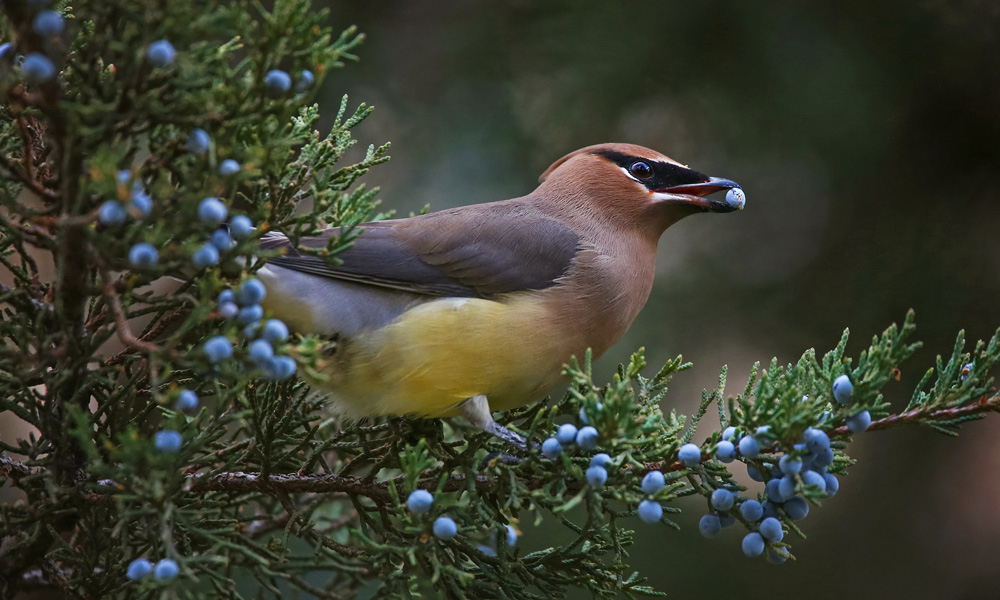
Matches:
[[105, 307, 187, 365], [188, 470, 495, 503], [0, 281, 53, 315], [2, 394, 996, 589], [644, 456, 707, 476], [189, 471, 394, 499], [13, 395, 1000, 499], [18, 564, 103, 590], [7, 396, 1000, 507], [16, 114, 51, 185], [285, 572, 349, 600], [319, 511, 359, 534], [7, 393, 1000, 492], [829, 392, 1000, 437], [99, 268, 161, 355], [84, 277, 126, 333], [274, 492, 365, 559], [0, 152, 57, 203]]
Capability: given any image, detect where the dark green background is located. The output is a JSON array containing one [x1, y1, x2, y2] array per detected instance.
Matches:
[[321, 2, 1000, 598]]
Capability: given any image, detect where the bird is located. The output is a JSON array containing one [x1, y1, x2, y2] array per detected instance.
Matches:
[[256, 143, 743, 446]]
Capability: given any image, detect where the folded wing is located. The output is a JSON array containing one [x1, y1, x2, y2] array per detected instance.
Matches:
[[261, 204, 581, 299]]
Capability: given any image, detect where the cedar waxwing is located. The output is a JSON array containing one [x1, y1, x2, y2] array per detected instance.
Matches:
[[257, 143, 743, 446]]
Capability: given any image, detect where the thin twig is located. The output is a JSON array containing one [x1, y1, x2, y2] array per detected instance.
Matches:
[[18, 565, 103, 590], [0, 153, 57, 202], [188, 467, 502, 502], [275, 492, 364, 558], [98, 268, 161, 354], [6, 396, 1000, 502], [285, 573, 349, 600], [0, 281, 53, 315], [829, 392, 1000, 436], [105, 307, 186, 365]]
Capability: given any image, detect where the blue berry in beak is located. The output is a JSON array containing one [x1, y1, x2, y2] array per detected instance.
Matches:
[[725, 187, 746, 210]]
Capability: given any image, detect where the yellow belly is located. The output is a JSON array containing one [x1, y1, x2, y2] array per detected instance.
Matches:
[[312, 294, 571, 418]]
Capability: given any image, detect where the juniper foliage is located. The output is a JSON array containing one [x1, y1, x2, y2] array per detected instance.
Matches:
[[1, 1, 999, 598]]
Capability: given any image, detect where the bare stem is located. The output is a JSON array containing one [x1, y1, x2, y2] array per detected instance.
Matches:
[[187, 470, 496, 504], [105, 307, 186, 365], [99, 268, 161, 355], [5, 395, 999, 503], [0, 152, 57, 203], [828, 392, 1000, 437]]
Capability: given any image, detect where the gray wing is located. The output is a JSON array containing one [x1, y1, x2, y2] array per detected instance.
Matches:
[[261, 203, 580, 299]]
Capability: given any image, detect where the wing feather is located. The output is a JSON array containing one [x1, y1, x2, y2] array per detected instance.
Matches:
[[261, 203, 580, 299]]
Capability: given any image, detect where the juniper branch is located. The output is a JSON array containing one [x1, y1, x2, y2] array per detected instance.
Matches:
[[99, 268, 162, 355], [829, 391, 1000, 436], [7, 385, 996, 504], [0, 151, 58, 203]]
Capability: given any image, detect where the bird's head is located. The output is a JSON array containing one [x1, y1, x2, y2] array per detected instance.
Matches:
[[537, 143, 743, 236]]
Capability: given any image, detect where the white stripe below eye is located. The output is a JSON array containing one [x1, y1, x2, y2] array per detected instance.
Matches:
[[620, 161, 678, 185], [620, 166, 641, 183], [651, 191, 678, 202], [651, 191, 706, 205], [620, 164, 666, 184]]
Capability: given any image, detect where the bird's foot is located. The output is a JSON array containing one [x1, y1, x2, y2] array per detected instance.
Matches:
[[460, 394, 532, 452], [480, 452, 524, 468], [484, 421, 529, 451]]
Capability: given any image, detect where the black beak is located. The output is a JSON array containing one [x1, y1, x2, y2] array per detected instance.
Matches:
[[655, 176, 744, 212]]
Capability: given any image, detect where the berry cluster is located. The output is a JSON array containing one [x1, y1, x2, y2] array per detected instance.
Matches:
[[638, 470, 666, 523], [126, 557, 179, 583], [707, 424, 838, 563], [191, 195, 255, 268], [477, 524, 519, 557], [5, 7, 67, 84], [86, 41, 294, 278], [689, 374, 865, 563], [405, 489, 519, 550], [542, 421, 601, 460], [542, 416, 613, 490], [86, 37, 307, 505], [8, 11, 316, 98], [102, 158, 252, 271], [544, 409, 684, 523], [97, 169, 153, 227], [91, 37, 297, 393], [264, 69, 316, 98], [406, 490, 517, 556], [208, 280, 297, 380], [634, 441, 705, 523], [833, 375, 871, 433], [181, 126, 252, 265], [543, 406, 700, 524], [153, 386, 200, 454]]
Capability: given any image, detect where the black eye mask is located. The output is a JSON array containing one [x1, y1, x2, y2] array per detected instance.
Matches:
[[592, 149, 709, 192]]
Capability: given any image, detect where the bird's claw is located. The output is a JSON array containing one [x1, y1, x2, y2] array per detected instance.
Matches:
[[461, 394, 538, 453]]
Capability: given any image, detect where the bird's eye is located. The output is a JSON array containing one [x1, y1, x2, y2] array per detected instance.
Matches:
[[629, 161, 653, 179]]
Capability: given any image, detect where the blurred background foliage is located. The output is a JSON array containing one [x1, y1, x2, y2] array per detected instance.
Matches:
[[318, 1, 1000, 598]]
